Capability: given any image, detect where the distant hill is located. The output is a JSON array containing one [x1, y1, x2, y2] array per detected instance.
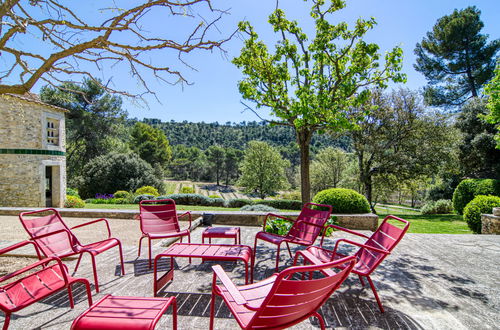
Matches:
[[131, 118, 350, 153]]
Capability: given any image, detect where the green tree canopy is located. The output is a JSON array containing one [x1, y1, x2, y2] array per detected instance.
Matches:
[[414, 6, 500, 107], [206, 146, 226, 185], [456, 98, 500, 178], [238, 141, 290, 199], [40, 78, 127, 182], [484, 61, 500, 147], [233, 0, 404, 204], [130, 122, 172, 171], [310, 147, 349, 194]]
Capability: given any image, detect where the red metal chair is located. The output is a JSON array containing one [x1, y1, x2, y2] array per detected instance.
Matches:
[[138, 199, 192, 268], [0, 240, 93, 330], [19, 208, 125, 293], [253, 202, 333, 271], [210, 254, 355, 330], [296, 215, 410, 312]]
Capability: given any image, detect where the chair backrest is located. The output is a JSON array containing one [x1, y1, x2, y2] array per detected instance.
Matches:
[[286, 202, 332, 244], [19, 208, 77, 258], [139, 199, 180, 235], [355, 215, 410, 274], [249, 256, 355, 329]]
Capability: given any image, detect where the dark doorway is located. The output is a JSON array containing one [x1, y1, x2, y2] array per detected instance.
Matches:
[[45, 166, 53, 207]]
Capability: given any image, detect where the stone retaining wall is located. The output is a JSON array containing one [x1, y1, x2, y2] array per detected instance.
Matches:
[[482, 207, 500, 234]]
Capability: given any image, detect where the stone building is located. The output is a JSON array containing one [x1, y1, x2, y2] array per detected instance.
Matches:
[[0, 93, 67, 207]]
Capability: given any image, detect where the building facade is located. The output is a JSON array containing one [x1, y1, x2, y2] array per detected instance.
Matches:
[[0, 94, 67, 207]]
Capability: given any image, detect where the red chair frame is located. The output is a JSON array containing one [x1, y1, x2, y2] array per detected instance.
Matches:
[[138, 199, 192, 268], [0, 241, 92, 330], [253, 202, 333, 270], [210, 254, 355, 330], [19, 208, 125, 293], [297, 215, 410, 312]]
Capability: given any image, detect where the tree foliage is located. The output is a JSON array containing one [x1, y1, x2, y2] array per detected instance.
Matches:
[[310, 147, 349, 194], [483, 61, 500, 147], [232, 0, 404, 204], [456, 98, 500, 178], [414, 6, 500, 107], [238, 141, 289, 199], [206, 146, 225, 185], [346, 88, 457, 211], [40, 78, 127, 182], [0, 0, 231, 97], [130, 122, 172, 170]]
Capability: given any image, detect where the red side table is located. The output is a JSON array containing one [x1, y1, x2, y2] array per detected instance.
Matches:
[[202, 226, 241, 244], [71, 295, 177, 330]]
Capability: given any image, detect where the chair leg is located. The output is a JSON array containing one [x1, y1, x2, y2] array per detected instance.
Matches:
[[170, 298, 178, 330], [74, 253, 85, 273], [2, 312, 10, 330], [79, 279, 93, 306], [366, 276, 385, 313], [148, 237, 153, 269], [117, 241, 125, 275], [67, 284, 75, 309], [285, 241, 293, 258], [275, 243, 282, 271], [359, 275, 366, 287], [188, 233, 192, 264], [138, 236, 146, 257], [89, 253, 100, 293], [312, 311, 326, 330], [209, 288, 217, 330]]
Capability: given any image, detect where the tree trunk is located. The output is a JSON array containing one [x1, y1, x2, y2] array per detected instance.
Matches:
[[296, 129, 313, 205], [357, 152, 376, 214]]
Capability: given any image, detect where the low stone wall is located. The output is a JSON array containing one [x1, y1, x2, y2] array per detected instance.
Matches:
[[482, 207, 500, 234], [0, 207, 379, 231]]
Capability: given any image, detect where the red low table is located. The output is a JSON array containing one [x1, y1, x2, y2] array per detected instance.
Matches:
[[71, 295, 177, 330], [154, 243, 253, 296], [202, 226, 241, 244]]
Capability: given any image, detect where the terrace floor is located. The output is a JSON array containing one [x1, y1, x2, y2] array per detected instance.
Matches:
[[0, 215, 498, 329]]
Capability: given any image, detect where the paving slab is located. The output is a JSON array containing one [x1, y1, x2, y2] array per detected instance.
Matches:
[[0, 218, 498, 329]]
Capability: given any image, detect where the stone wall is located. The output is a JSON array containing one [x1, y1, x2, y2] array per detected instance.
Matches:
[[482, 208, 500, 234], [0, 95, 67, 207]]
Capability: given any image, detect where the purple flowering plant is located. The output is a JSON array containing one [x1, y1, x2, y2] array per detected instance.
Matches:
[[95, 193, 114, 200]]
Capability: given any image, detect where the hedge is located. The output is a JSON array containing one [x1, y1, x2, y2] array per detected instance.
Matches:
[[452, 179, 500, 214], [463, 195, 500, 234], [312, 188, 370, 214]]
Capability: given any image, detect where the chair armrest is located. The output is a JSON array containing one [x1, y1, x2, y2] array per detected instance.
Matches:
[[262, 213, 294, 230], [0, 240, 42, 260], [71, 218, 112, 239], [212, 265, 247, 305], [178, 211, 192, 231], [333, 238, 389, 256], [0, 256, 69, 285], [30, 228, 77, 254]]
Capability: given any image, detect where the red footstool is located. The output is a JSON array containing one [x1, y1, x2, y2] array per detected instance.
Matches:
[[202, 226, 241, 244], [71, 295, 177, 330]]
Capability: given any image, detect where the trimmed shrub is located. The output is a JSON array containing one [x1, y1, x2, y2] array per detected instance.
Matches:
[[77, 153, 163, 199], [452, 179, 500, 214], [135, 186, 160, 197], [161, 193, 213, 206], [209, 198, 225, 207], [463, 195, 500, 234], [65, 195, 85, 208], [279, 191, 301, 200], [114, 190, 131, 199], [253, 199, 302, 210], [225, 198, 254, 208], [133, 194, 155, 204], [420, 199, 453, 215], [312, 188, 370, 214], [241, 204, 279, 212], [208, 194, 221, 199], [66, 188, 80, 198], [180, 186, 195, 194]]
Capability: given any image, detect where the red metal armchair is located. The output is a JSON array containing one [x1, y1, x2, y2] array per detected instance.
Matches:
[[19, 208, 125, 293], [296, 215, 410, 312], [253, 202, 333, 270], [138, 199, 192, 268], [0, 240, 93, 330], [210, 254, 355, 330]]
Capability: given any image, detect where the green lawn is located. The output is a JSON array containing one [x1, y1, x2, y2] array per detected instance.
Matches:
[[375, 206, 471, 234], [84, 203, 472, 234]]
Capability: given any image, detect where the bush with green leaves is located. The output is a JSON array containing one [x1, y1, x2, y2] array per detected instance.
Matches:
[[225, 198, 254, 208], [113, 190, 131, 199], [420, 199, 453, 215], [160, 193, 213, 206], [65, 195, 85, 208], [133, 194, 156, 204], [135, 186, 160, 197], [312, 188, 370, 214], [253, 199, 302, 210], [66, 188, 80, 198], [241, 204, 279, 212], [264, 216, 292, 235], [452, 179, 500, 214], [463, 195, 500, 234], [180, 186, 195, 194], [77, 153, 163, 199], [208, 194, 221, 199]]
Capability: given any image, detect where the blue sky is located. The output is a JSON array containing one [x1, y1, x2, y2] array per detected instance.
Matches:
[[48, 0, 500, 123]]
